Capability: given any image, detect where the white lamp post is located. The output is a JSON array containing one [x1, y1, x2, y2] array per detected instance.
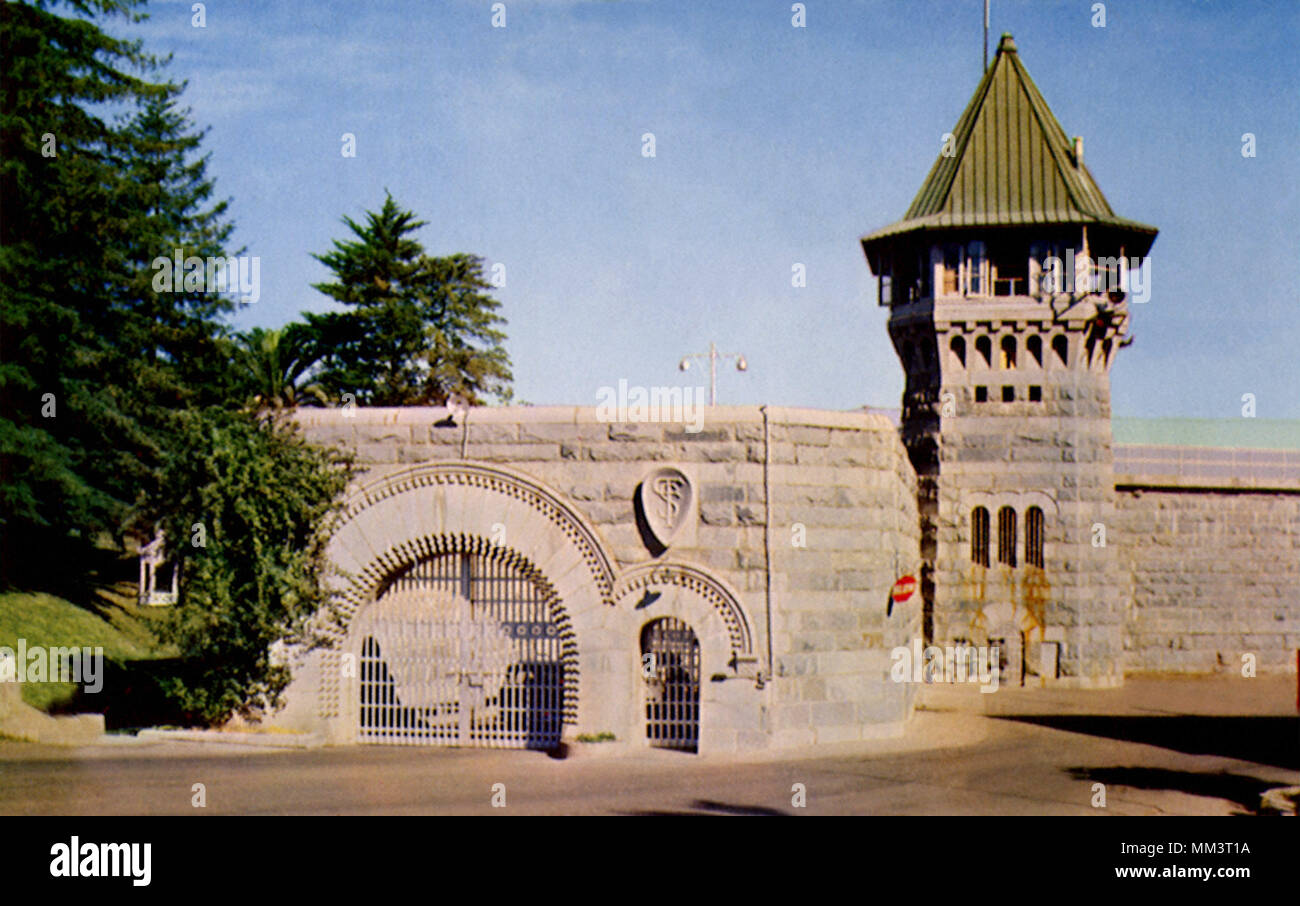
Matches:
[[679, 341, 747, 406]]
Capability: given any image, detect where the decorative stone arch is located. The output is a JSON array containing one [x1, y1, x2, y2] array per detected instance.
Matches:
[[609, 561, 759, 752], [312, 462, 617, 728], [963, 490, 1060, 521], [612, 562, 754, 662], [963, 490, 1059, 567], [342, 537, 580, 734], [323, 461, 615, 628]]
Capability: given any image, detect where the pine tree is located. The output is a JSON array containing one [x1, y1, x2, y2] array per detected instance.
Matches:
[[2, 1, 353, 726], [305, 194, 513, 406], [0, 0, 234, 587]]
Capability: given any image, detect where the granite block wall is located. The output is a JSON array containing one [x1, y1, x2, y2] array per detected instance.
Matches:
[[1115, 478, 1300, 674], [290, 405, 922, 750]]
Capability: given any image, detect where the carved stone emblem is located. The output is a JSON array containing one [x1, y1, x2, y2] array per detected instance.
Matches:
[[637, 467, 693, 549]]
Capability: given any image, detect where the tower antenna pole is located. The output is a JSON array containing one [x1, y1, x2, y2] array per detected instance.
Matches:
[[983, 0, 990, 72]]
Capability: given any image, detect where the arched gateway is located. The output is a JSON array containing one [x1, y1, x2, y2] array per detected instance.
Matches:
[[354, 547, 574, 748], [309, 462, 615, 747], [292, 460, 758, 749]]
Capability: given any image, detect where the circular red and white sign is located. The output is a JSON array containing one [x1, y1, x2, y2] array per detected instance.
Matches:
[[891, 575, 916, 603]]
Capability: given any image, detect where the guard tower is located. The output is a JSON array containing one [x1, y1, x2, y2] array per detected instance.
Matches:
[[861, 34, 1157, 687]]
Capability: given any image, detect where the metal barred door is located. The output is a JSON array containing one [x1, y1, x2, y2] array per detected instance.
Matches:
[[357, 552, 564, 749], [641, 617, 700, 752]]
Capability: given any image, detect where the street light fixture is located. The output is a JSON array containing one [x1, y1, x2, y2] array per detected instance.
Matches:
[[678, 341, 747, 406]]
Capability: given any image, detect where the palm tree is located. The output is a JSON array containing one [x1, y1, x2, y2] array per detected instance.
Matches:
[[232, 324, 329, 412]]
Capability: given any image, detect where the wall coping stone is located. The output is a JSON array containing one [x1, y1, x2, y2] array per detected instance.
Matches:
[[293, 405, 900, 433]]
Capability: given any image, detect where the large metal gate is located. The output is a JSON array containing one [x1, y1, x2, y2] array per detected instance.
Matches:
[[641, 617, 700, 752], [357, 551, 566, 749]]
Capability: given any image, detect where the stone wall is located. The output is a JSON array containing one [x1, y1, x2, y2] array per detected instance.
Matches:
[[291, 405, 921, 750], [764, 413, 923, 746], [1114, 446, 1300, 674]]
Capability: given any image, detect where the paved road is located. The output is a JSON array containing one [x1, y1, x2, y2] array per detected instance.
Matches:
[[2, 684, 1295, 815]]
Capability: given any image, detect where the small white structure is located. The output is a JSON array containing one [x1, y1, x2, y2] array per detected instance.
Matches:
[[138, 532, 178, 607]]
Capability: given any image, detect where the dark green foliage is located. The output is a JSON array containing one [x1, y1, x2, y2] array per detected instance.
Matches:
[[153, 409, 350, 725], [1, 0, 235, 587], [1, 1, 350, 726], [305, 193, 513, 406], [231, 324, 329, 412]]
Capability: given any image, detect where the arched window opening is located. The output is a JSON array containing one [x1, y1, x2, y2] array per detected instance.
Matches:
[[970, 507, 990, 568], [1026, 507, 1045, 568], [950, 335, 966, 368], [1051, 334, 1069, 367], [1026, 334, 1043, 367], [997, 506, 1017, 567], [975, 335, 992, 368], [1000, 336, 1017, 370]]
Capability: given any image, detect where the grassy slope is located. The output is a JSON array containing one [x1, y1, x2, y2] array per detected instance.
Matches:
[[0, 584, 173, 712]]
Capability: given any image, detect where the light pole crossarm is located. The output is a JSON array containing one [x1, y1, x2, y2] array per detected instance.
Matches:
[[678, 340, 747, 406]]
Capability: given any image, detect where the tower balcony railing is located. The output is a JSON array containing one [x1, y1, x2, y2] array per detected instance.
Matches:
[[884, 263, 1136, 307], [991, 276, 1025, 297]]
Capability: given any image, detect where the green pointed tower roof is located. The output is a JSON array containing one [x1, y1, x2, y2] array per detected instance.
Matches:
[[862, 33, 1157, 255]]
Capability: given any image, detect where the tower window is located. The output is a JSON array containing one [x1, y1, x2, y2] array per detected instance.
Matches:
[[942, 244, 961, 295], [1001, 385, 1015, 402], [950, 335, 966, 368], [1031, 242, 1065, 294], [971, 507, 990, 568], [974, 335, 992, 367], [1027, 335, 1043, 367], [997, 506, 1017, 567], [990, 242, 1029, 296], [974, 385, 988, 402], [1000, 336, 1016, 369], [965, 241, 986, 296], [1052, 334, 1069, 366], [878, 252, 893, 306], [1026, 506, 1045, 568], [1029, 385, 1042, 402]]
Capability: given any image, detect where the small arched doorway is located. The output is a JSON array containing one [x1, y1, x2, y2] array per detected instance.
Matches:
[[641, 617, 700, 752], [355, 549, 571, 749]]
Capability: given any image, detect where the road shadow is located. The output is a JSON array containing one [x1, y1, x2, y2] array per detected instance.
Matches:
[[616, 799, 789, 816], [1066, 766, 1279, 815], [996, 715, 1299, 771]]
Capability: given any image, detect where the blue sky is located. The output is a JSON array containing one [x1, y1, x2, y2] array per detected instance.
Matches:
[[114, 0, 1298, 416]]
